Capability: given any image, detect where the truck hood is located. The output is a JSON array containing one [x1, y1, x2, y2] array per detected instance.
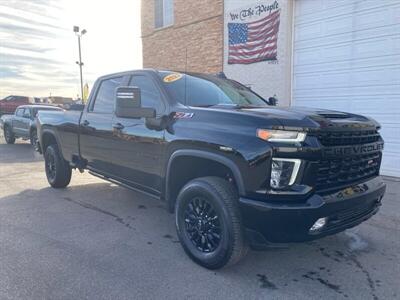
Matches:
[[240, 106, 379, 131]]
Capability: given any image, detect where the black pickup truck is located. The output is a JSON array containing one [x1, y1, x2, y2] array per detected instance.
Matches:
[[36, 69, 386, 269]]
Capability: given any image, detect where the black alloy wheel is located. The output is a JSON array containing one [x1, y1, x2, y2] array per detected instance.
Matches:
[[44, 144, 72, 188], [45, 150, 57, 181], [184, 196, 222, 253], [175, 176, 248, 269]]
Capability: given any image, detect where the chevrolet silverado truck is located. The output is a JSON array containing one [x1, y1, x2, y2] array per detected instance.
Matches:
[[1, 104, 62, 146], [36, 70, 386, 269]]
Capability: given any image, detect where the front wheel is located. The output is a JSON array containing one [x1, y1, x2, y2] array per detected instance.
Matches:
[[4, 126, 15, 144], [44, 144, 72, 188], [30, 129, 38, 148], [175, 177, 248, 269]]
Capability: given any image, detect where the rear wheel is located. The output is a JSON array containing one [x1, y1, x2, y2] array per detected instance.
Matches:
[[175, 176, 248, 269], [44, 144, 71, 188], [4, 125, 15, 144]]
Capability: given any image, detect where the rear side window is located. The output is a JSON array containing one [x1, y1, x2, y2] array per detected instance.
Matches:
[[15, 96, 28, 102], [129, 75, 164, 113], [92, 77, 124, 113], [23, 108, 31, 118], [16, 108, 24, 116]]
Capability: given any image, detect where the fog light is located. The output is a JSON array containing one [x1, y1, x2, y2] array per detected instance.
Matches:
[[309, 217, 328, 233]]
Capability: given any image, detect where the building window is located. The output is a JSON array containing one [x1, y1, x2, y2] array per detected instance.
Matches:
[[154, 0, 174, 28]]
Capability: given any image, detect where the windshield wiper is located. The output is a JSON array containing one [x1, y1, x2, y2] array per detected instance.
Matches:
[[192, 103, 267, 109], [193, 104, 244, 108]]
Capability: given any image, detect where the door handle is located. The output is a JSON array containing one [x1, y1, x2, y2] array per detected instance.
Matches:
[[82, 120, 90, 126], [113, 123, 125, 130]]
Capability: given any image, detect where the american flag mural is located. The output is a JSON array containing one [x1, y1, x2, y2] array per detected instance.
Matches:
[[228, 9, 280, 64]]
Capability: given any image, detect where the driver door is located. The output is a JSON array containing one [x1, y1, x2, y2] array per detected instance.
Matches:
[[111, 73, 167, 194]]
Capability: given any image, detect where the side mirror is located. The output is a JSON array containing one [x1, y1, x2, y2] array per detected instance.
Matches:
[[115, 86, 156, 119]]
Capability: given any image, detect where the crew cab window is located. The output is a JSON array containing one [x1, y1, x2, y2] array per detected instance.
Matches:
[[129, 75, 164, 113], [92, 77, 124, 113], [15, 96, 28, 102], [16, 108, 24, 117], [23, 108, 31, 118]]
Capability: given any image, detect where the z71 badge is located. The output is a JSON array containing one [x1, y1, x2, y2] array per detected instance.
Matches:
[[173, 112, 194, 119]]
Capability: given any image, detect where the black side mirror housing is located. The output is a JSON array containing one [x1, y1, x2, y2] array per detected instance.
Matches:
[[115, 86, 156, 119], [145, 115, 170, 131]]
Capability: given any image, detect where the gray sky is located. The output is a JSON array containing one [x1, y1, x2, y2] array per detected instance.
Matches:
[[0, 0, 142, 99]]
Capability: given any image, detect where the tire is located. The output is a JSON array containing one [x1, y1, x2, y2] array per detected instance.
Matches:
[[4, 125, 15, 144], [30, 129, 38, 148], [175, 176, 248, 269], [44, 144, 72, 188]]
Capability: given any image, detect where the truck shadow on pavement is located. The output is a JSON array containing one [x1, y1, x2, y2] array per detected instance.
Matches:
[[0, 181, 392, 300], [0, 142, 42, 164]]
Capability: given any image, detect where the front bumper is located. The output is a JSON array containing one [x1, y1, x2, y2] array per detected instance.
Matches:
[[239, 176, 386, 246]]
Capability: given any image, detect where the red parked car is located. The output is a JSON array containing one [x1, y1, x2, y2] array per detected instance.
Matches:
[[0, 95, 34, 115]]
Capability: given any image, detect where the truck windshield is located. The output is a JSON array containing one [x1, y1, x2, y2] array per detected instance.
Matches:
[[158, 71, 269, 108]]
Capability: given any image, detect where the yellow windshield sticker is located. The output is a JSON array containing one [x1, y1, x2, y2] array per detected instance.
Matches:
[[163, 73, 183, 83]]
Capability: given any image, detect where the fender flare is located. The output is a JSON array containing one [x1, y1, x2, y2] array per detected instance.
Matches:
[[41, 128, 65, 159], [165, 149, 246, 211], [3, 119, 12, 129]]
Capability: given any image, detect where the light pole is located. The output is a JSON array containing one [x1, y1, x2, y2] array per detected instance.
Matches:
[[73, 26, 86, 104]]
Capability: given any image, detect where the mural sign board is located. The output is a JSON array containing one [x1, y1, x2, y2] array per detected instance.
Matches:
[[227, 1, 281, 65]]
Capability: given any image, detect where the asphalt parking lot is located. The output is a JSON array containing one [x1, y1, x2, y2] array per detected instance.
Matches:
[[0, 137, 399, 300]]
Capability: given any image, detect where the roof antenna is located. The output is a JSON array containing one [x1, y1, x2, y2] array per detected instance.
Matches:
[[184, 47, 188, 106]]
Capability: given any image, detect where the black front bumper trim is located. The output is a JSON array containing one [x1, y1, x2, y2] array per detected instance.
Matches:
[[239, 176, 386, 245]]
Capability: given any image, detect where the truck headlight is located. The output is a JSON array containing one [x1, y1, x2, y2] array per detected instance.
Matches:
[[270, 158, 301, 189], [257, 129, 306, 143]]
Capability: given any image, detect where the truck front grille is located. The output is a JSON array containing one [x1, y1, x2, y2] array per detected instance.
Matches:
[[316, 152, 381, 191], [316, 130, 380, 146]]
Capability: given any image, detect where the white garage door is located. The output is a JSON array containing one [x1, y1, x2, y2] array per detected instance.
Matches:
[[293, 0, 400, 177]]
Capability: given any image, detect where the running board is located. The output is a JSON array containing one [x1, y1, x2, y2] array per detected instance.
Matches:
[[88, 171, 161, 201]]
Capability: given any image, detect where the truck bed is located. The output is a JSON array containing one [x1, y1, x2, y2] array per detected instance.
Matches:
[[36, 110, 82, 161]]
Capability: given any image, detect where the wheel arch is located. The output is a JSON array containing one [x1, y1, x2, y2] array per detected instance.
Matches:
[[41, 128, 65, 160], [165, 149, 245, 213], [3, 121, 12, 130]]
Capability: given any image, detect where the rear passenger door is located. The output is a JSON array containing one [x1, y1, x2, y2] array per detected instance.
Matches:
[[79, 75, 129, 175]]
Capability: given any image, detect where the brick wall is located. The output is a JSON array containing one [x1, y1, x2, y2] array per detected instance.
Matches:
[[141, 0, 224, 73]]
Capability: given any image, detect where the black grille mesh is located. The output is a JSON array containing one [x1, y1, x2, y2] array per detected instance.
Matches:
[[316, 152, 381, 191], [316, 130, 380, 146]]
